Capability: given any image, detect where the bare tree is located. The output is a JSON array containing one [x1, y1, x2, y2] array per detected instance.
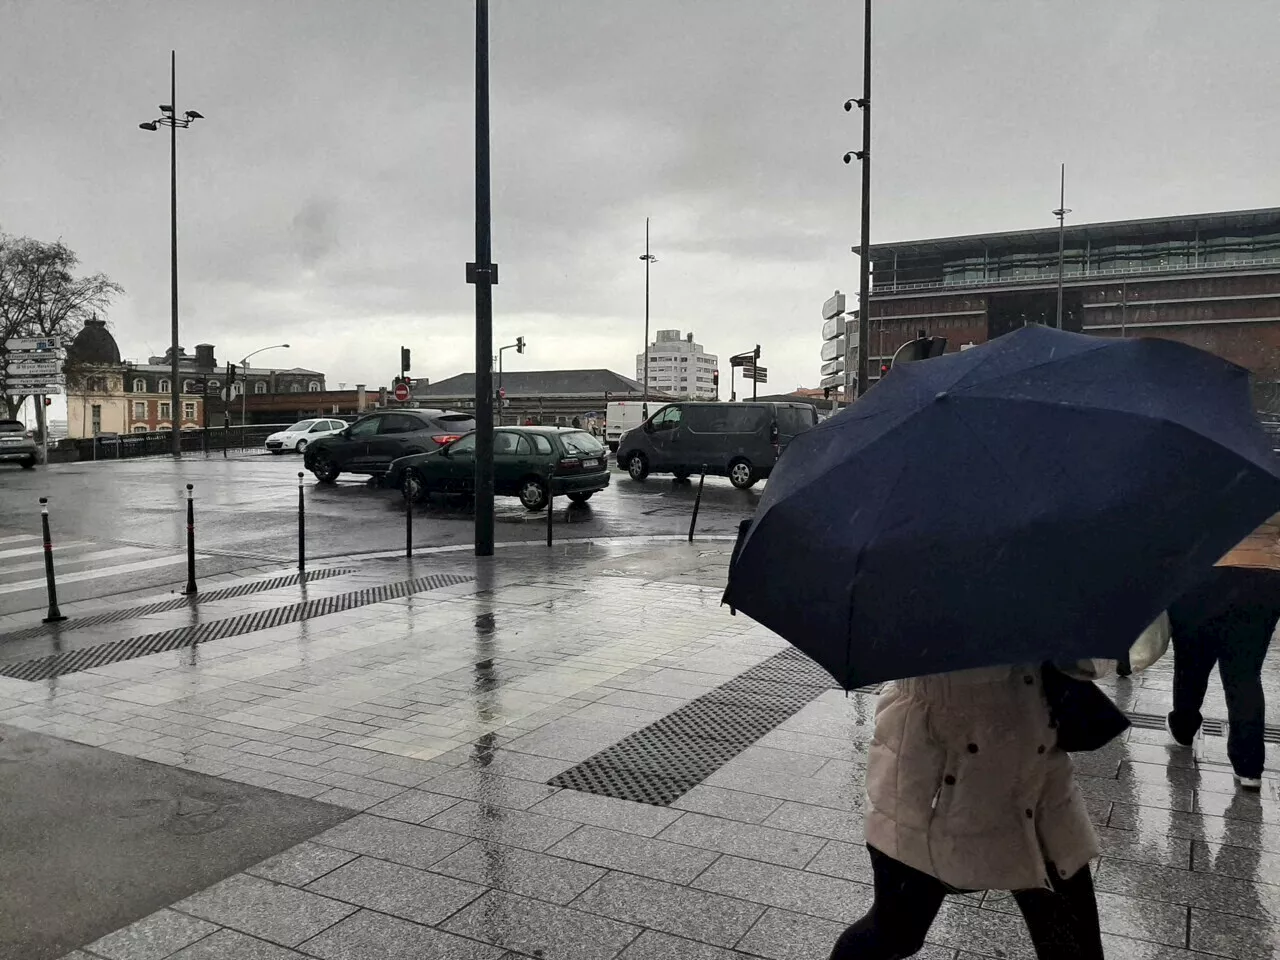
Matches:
[[0, 233, 123, 418]]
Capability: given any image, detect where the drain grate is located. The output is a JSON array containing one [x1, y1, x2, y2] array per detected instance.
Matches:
[[1123, 710, 1280, 744], [548, 647, 833, 806], [0, 567, 356, 646], [0, 572, 472, 682]]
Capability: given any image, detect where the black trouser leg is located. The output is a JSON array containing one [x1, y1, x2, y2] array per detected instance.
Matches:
[[1217, 613, 1273, 779], [1169, 632, 1217, 740], [1012, 863, 1103, 960], [829, 847, 946, 959]]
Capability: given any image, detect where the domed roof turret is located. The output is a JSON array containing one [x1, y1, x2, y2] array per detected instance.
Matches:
[[68, 317, 121, 365]]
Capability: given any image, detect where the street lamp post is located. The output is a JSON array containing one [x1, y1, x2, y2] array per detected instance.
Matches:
[[843, 0, 872, 399], [239, 344, 290, 426], [639, 218, 657, 419], [139, 50, 203, 456], [1053, 162, 1071, 330]]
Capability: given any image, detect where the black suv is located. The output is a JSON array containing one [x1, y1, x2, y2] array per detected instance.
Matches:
[[303, 409, 475, 483], [0, 419, 38, 469]]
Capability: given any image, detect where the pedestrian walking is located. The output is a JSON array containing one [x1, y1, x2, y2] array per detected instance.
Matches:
[[572, 415, 582, 429], [830, 663, 1106, 959], [1166, 513, 1280, 790]]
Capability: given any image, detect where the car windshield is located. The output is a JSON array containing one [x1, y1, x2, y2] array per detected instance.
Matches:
[[0, 420, 24, 433], [560, 431, 604, 456], [289, 420, 318, 431]]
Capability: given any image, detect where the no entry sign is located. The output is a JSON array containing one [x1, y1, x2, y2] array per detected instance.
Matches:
[[393, 382, 411, 402]]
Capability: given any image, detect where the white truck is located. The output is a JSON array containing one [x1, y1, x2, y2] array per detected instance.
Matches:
[[605, 400, 649, 452]]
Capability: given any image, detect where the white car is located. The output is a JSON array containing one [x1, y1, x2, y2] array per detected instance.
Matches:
[[265, 418, 347, 454]]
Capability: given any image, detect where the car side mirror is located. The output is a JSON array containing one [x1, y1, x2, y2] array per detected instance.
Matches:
[[643, 421, 654, 433]]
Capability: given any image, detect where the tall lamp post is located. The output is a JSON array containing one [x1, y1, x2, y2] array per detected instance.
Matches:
[[639, 218, 657, 418], [1052, 162, 1071, 329], [843, 0, 872, 398], [239, 344, 290, 425], [140, 50, 203, 456]]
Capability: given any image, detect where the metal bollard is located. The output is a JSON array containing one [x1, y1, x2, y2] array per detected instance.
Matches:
[[297, 472, 306, 573], [405, 479, 413, 558], [39, 498, 67, 623], [545, 471, 554, 548], [183, 483, 198, 595], [688, 464, 707, 542]]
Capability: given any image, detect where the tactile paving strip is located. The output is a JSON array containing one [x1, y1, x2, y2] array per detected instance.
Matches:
[[0, 567, 356, 646], [0, 572, 473, 682], [548, 647, 837, 806]]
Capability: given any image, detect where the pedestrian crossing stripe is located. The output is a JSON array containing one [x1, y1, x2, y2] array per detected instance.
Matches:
[[0, 534, 39, 546], [0, 546, 152, 577], [0, 553, 206, 597], [0, 541, 92, 561]]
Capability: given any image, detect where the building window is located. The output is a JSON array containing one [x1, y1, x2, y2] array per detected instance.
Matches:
[[133, 401, 146, 419], [158, 379, 171, 394], [91, 404, 102, 434], [183, 401, 196, 421], [208, 380, 220, 393], [308, 381, 321, 392], [132, 425, 148, 434], [290, 384, 302, 393], [183, 379, 195, 394], [132, 378, 146, 393], [159, 401, 171, 420], [254, 381, 267, 394]]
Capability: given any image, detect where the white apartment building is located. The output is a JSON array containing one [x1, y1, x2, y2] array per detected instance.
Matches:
[[635, 330, 719, 400]]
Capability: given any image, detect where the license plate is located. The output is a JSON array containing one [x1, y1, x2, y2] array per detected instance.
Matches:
[[581, 459, 600, 468]]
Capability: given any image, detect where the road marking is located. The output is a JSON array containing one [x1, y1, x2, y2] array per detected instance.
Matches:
[[0, 546, 151, 576], [0, 540, 92, 560], [0, 535, 39, 546], [0, 554, 206, 596]]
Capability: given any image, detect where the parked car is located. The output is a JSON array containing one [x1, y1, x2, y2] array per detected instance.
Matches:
[[616, 401, 818, 489], [265, 418, 348, 454], [387, 426, 610, 510], [303, 409, 476, 483], [0, 419, 38, 469]]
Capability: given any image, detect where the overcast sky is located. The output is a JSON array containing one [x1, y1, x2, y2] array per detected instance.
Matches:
[[2, 0, 1276, 404]]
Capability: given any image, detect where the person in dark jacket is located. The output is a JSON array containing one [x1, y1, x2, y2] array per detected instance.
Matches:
[[1167, 514, 1280, 790]]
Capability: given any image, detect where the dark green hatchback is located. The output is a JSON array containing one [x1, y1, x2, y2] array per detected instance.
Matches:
[[386, 426, 611, 510]]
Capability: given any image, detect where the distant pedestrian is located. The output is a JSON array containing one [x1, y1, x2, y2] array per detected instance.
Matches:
[[524, 417, 534, 426], [831, 664, 1105, 959], [1167, 513, 1280, 790], [572, 416, 582, 429]]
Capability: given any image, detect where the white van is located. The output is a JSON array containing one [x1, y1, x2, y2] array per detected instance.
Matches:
[[605, 401, 648, 452]]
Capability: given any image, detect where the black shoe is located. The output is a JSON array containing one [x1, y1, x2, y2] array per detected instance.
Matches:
[[1166, 712, 1198, 747]]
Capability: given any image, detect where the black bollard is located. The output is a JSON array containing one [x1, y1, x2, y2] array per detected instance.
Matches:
[[688, 464, 707, 542], [297, 472, 306, 573], [405, 479, 413, 558], [546, 471, 554, 548], [183, 483, 198, 595], [39, 497, 66, 623]]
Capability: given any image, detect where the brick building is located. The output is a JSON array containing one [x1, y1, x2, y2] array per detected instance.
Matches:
[[859, 207, 1280, 407]]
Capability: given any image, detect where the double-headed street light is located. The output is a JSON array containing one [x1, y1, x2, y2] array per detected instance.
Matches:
[[139, 50, 203, 456]]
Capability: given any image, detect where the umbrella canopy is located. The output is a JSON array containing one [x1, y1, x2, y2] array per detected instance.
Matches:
[[724, 325, 1280, 689]]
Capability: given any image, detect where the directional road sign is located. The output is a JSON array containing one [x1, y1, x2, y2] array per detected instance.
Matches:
[[822, 291, 846, 321], [4, 336, 61, 352], [6, 360, 64, 376], [4, 384, 62, 396], [740, 365, 768, 383]]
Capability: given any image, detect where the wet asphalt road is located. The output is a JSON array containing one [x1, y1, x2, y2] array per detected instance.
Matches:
[[0, 452, 759, 617]]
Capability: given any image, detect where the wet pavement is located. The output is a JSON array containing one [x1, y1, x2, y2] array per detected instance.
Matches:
[[0, 453, 757, 618], [0, 539, 1276, 958]]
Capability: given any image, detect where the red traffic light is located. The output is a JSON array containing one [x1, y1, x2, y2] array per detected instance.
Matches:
[[43, 397, 53, 406]]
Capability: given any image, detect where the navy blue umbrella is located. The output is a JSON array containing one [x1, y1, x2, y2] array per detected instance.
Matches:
[[724, 325, 1280, 689]]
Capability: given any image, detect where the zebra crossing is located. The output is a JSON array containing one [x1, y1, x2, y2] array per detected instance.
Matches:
[[0, 533, 205, 616]]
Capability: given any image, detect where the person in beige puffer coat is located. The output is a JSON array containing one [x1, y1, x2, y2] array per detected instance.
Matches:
[[828, 663, 1105, 959]]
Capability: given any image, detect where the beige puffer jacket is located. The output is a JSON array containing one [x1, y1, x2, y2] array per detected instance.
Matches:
[[864, 664, 1099, 892]]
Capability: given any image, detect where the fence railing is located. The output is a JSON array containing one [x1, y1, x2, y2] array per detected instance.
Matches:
[[70, 424, 295, 461]]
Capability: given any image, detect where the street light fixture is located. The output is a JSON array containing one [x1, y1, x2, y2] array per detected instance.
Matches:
[[639, 218, 657, 419], [844, 0, 872, 399], [139, 50, 204, 456], [238, 344, 290, 427], [1052, 162, 1071, 330]]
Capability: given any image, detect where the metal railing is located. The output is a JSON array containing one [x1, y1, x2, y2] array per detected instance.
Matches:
[[72, 424, 295, 461], [876, 255, 1280, 295]]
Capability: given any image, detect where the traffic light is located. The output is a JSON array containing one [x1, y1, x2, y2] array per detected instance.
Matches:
[[712, 370, 720, 389], [823, 386, 831, 400], [226, 362, 237, 387], [400, 346, 411, 372], [43, 397, 52, 407], [516, 336, 525, 354], [753, 344, 761, 361], [880, 363, 890, 376]]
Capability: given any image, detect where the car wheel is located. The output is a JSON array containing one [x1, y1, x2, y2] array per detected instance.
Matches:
[[729, 458, 756, 489], [21, 458, 35, 470], [627, 453, 649, 481], [311, 454, 340, 484], [402, 469, 428, 504], [296, 438, 308, 454], [519, 477, 549, 511], [672, 471, 691, 483], [567, 491, 593, 504]]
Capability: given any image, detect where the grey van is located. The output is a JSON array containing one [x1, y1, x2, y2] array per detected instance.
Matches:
[[616, 402, 818, 489]]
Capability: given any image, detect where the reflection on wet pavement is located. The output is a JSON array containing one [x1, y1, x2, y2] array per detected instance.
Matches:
[[0, 540, 1275, 958]]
